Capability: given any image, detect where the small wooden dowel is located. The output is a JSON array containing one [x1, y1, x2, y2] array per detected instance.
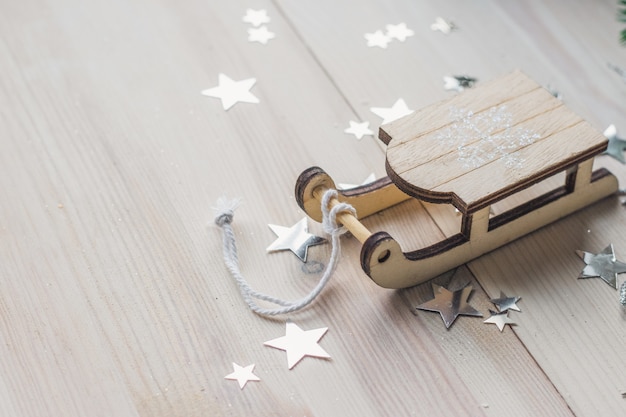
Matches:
[[313, 187, 373, 244]]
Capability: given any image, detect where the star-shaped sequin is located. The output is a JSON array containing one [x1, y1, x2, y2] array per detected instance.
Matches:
[[576, 244, 626, 288], [264, 321, 331, 369], [364, 30, 391, 48], [385, 23, 414, 41], [443, 75, 477, 92], [483, 310, 515, 332], [224, 363, 260, 389], [416, 283, 482, 328], [370, 98, 413, 125], [430, 17, 456, 34], [201, 73, 259, 110], [247, 25, 275, 44], [338, 173, 376, 190], [242, 9, 270, 27], [603, 124, 626, 163], [490, 291, 521, 312], [267, 218, 326, 262], [344, 120, 374, 139]]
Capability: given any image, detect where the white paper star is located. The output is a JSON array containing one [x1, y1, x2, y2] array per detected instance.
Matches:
[[385, 23, 414, 41], [201, 73, 259, 111], [264, 321, 331, 369], [576, 244, 626, 288], [267, 218, 326, 262], [248, 25, 275, 44], [430, 17, 456, 34], [224, 363, 260, 389], [365, 30, 391, 48], [484, 310, 516, 332], [603, 124, 626, 163], [338, 173, 376, 190], [344, 120, 374, 139], [242, 9, 270, 27], [370, 98, 413, 124]]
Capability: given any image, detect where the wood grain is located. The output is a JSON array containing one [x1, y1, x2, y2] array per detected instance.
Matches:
[[0, 0, 625, 415]]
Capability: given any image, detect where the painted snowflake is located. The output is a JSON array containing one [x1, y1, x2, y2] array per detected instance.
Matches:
[[436, 106, 540, 170]]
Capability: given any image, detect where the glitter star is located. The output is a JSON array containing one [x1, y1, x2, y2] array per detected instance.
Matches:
[[242, 9, 270, 27], [483, 310, 515, 332], [247, 25, 275, 44], [338, 173, 376, 190], [224, 363, 260, 389], [385, 23, 414, 41], [576, 244, 626, 288], [364, 30, 391, 48], [443, 75, 477, 92], [264, 321, 331, 369], [430, 17, 456, 34], [370, 98, 413, 124], [603, 124, 626, 163], [416, 283, 482, 329], [490, 291, 521, 312], [267, 218, 326, 262], [201, 73, 259, 110], [344, 120, 374, 139]]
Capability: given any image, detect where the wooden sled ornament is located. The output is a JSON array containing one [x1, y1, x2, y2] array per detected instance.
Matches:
[[295, 71, 618, 289]]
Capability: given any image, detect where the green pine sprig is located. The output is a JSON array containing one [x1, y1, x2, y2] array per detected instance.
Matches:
[[620, 0, 626, 44]]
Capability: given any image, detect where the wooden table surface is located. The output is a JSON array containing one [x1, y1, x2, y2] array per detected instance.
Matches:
[[2, 0, 626, 416]]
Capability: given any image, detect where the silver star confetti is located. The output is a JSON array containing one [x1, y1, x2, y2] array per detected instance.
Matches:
[[264, 321, 331, 369], [603, 124, 626, 163], [338, 173, 376, 190], [247, 25, 275, 44], [267, 218, 326, 262], [576, 244, 626, 289], [608, 62, 626, 83], [242, 9, 270, 27], [385, 23, 414, 41], [483, 310, 515, 332], [416, 283, 482, 329], [490, 291, 521, 312], [224, 363, 260, 389], [344, 120, 374, 139], [201, 73, 259, 110], [430, 17, 456, 34], [364, 30, 391, 48], [370, 98, 413, 124], [443, 75, 477, 92]]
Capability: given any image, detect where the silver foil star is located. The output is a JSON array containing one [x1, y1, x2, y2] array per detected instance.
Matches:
[[201, 73, 259, 110], [603, 124, 626, 163], [370, 98, 414, 125], [267, 218, 326, 262], [224, 363, 260, 389], [443, 75, 477, 92], [264, 321, 331, 369], [417, 283, 482, 328], [484, 310, 515, 332], [576, 244, 626, 288], [490, 291, 521, 312], [430, 17, 456, 34]]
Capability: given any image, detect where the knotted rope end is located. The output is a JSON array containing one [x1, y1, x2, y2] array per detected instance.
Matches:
[[213, 196, 242, 227]]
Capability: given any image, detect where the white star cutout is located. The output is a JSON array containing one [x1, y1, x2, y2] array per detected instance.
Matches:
[[248, 25, 275, 44], [201, 73, 259, 111], [338, 173, 376, 190], [430, 17, 456, 34], [266, 218, 326, 262], [364, 30, 391, 48], [264, 321, 331, 369], [344, 120, 374, 139], [370, 98, 413, 124], [483, 310, 516, 332], [385, 23, 414, 41], [242, 9, 270, 27], [224, 363, 260, 389]]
